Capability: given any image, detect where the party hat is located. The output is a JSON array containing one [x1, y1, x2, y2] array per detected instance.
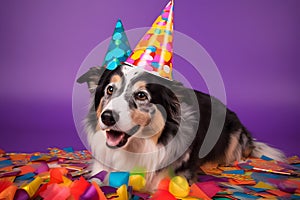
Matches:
[[102, 19, 132, 70], [125, 0, 174, 80]]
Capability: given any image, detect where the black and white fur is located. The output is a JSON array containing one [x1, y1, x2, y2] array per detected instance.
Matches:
[[77, 64, 285, 191]]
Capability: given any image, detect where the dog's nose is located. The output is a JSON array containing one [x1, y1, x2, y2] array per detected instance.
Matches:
[[101, 110, 119, 126]]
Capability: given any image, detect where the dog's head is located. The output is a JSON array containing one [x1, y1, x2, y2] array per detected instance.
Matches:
[[79, 65, 182, 149]]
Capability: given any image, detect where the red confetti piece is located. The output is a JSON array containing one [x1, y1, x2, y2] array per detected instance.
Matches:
[[157, 177, 170, 191], [40, 183, 70, 200], [196, 181, 221, 198], [189, 183, 211, 200], [150, 190, 176, 200], [267, 189, 290, 197], [18, 165, 36, 176], [0, 180, 12, 193], [49, 168, 64, 184], [70, 176, 90, 200]]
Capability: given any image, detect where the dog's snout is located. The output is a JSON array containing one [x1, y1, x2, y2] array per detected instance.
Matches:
[[101, 110, 119, 126]]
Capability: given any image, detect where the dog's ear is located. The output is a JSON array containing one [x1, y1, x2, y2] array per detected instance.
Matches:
[[77, 67, 106, 93]]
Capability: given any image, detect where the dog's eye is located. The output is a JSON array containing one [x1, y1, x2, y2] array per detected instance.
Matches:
[[135, 91, 148, 101], [106, 86, 114, 95]]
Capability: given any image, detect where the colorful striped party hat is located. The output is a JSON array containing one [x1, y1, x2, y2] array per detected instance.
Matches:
[[125, 0, 174, 80]]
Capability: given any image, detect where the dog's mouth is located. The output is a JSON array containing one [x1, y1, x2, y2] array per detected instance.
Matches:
[[105, 125, 140, 148]]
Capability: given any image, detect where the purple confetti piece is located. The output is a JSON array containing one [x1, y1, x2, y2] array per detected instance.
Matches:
[[48, 156, 58, 162], [68, 163, 88, 168], [198, 175, 228, 182], [278, 181, 298, 193], [34, 161, 49, 174], [90, 170, 108, 182], [277, 161, 299, 170], [0, 169, 21, 178], [132, 191, 151, 200], [14, 189, 30, 200], [80, 184, 98, 200], [100, 186, 117, 195]]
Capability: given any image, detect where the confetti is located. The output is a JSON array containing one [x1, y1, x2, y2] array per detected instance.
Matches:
[[196, 181, 221, 198], [109, 171, 130, 188], [0, 146, 299, 199], [169, 176, 190, 198], [189, 183, 211, 200], [129, 174, 146, 191]]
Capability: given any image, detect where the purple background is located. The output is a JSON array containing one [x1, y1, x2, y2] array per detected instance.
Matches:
[[0, 0, 299, 156]]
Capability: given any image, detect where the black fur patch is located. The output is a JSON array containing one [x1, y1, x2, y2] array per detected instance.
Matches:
[[94, 67, 124, 111]]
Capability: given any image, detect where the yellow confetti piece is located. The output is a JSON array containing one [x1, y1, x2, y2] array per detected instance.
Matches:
[[169, 176, 190, 198], [181, 197, 200, 200], [38, 171, 50, 180], [254, 181, 275, 190], [129, 175, 146, 191], [21, 176, 43, 198], [60, 176, 72, 187], [115, 184, 128, 200]]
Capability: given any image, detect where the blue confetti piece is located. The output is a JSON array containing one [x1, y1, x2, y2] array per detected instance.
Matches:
[[233, 192, 259, 199], [291, 194, 300, 199], [15, 172, 36, 181], [251, 172, 286, 183], [246, 186, 266, 192], [293, 164, 300, 169], [261, 155, 273, 161], [0, 160, 12, 168], [30, 155, 41, 161], [109, 172, 129, 188], [63, 147, 74, 153], [223, 170, 245, 174], [238, 163, 254, 170], [132, 196, 140, 200]]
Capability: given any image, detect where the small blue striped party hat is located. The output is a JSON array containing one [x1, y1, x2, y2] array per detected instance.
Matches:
[[102, 19, 132, 70]]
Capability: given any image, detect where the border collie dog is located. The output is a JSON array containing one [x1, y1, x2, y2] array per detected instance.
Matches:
[[77, 64, 285, 191]]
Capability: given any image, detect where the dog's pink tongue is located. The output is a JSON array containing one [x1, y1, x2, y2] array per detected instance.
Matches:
[[106, 132, 125, 147]]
